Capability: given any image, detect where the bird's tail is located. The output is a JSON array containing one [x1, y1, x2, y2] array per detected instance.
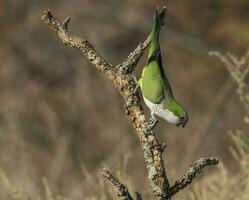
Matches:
[[148, 9, 162, 59]]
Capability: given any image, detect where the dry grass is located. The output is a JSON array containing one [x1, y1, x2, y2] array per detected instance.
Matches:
[[188, 131, 249, 200], [0, 155, 137, 200], [186, 51, 249, 200], [1, 50, 249, 199], [0, 1, 249, 200]]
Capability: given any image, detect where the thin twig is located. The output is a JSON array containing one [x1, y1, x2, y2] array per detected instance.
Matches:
[[118, 35, 151, 74], [119, 7, 166, 74], [170, 157, 219, 196], [41, 10, 114, 78], [102, 168, 133, 200], [62, 16, 70, 30]]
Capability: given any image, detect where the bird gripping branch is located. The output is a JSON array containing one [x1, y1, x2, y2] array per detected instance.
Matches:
[[139, 8, 188, 128]]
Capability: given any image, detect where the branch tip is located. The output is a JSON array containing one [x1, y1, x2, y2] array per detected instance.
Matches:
[[63, 16, 71, 30], [102, 168, 133, 200], [170, 156, 219, 197], [119, 6, 166, 73], [41, 9, 113, 74], [42, 9, 52, 21]]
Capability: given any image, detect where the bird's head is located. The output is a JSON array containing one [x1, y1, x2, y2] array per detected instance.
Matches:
[[165, 99, 188, 128]]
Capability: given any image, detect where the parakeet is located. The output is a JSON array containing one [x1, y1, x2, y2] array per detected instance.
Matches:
[[138, 9, 188, 128]]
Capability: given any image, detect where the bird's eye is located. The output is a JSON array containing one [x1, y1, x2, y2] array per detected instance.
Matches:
[[180, 116, 185, 120]]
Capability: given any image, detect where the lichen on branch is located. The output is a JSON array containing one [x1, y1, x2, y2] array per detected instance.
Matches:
[[41, 8, 218, 200]]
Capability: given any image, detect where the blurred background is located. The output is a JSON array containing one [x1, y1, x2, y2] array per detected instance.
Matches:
[[0, 0, 249, 199]]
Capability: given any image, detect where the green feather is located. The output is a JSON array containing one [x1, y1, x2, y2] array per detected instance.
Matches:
[[139, 10, 172, 104], [148, 9, 161, 59], [164, 98, 185, 117], [140, 61, 165, 103], [139, 8, 188, 126]]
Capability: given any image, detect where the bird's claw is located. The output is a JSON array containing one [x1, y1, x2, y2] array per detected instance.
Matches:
[[133, 83, 140, 95], [132, 76, 140, 95], [148, 116, 158, 129]]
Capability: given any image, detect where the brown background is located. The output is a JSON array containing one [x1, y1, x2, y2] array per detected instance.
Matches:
[[0, 0, 248, 199]]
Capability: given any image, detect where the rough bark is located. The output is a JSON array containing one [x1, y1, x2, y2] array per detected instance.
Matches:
[[41, 8, 219, 200]]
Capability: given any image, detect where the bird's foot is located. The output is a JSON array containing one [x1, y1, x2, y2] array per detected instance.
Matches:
[[132, 76, 140, 95], [148, 115, 158, 129], [133, 83, 140, 95]]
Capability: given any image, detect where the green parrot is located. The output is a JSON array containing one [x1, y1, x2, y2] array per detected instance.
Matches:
[[138, 9, 188, 128]]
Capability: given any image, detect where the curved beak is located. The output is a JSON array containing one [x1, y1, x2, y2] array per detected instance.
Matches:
[[176, 122, 186, 128], [176, 113, 188, 128]]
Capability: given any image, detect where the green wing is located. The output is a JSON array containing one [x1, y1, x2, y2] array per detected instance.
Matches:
[[157, 48, 173, 97], [140, 9, 173, 104], [141, 47, 173, 104], [140, 61, 165, 104]]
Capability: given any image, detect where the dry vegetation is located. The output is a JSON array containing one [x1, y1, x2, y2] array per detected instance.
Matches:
[[0, 1, 249, 200], [189, 51, 249, 200]]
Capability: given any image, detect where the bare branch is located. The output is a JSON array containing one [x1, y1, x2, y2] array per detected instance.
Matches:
[[102, 168, 133, 200], [170, 157, 219, 197], [42, 8, 218, 200], [42, 9, 171, 199], [118, 35, 151, 74], [41, 10, 115, 80]]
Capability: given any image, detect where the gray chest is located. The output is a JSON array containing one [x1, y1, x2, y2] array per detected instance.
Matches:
[[143, 96, 179, 124]]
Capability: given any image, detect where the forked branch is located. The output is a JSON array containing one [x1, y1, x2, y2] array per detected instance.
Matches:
[[170, 157, 219, 196], [41, 8, 218, 200], [102, 168, 133, 200]]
